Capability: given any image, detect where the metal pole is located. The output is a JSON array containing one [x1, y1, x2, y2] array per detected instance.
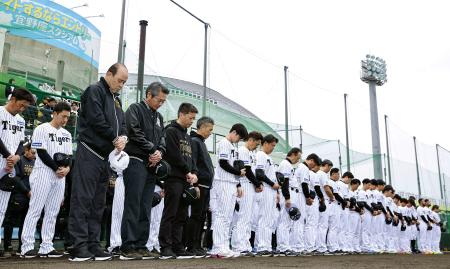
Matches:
[[89, 49, 93, 85], [202, 23, 209, 116], [137, 20, 148, 101], [384, 115, 392, 185], [443, 173, 448, 210], [284, 66, 289, 148], [413, 136, 421, 196], [344, 93, 351, 172], [383, 153, 387, 181], [338, 139, 343, 172], [299, 125, 303, 152], [117, 0, 126, 63], [436, 144, 444, 200], [368, 81, 383, 178]]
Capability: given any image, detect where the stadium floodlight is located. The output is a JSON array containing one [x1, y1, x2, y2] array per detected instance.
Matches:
[[360, 54, 388, 179], [360, 55, 387, 86]]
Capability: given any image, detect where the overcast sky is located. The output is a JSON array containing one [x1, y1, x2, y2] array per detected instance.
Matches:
[[55, 0, 450, 156]]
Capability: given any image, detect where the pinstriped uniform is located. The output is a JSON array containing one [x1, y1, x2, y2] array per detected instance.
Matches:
[[372, 189, 384, 251], [108, 174, 125, 252], [336, 180, 350, 251], [326, 179, 340, 252], [347, 189, 361, 252], [316, 170, 331, 252], [146, 184, 164, 251], [304, 171, 319, 252], [254, 150, 277, 252], [275, 159, 295, 252], [290, 163, 309, 252], [0, 106, 26, 244], [231, 146, 256, 252], [356, 189, 372, 252], [210, 138, 238, 255], [21, 122, 72, 255]]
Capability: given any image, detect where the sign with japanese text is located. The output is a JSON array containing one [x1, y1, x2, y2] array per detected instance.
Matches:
[[0, 0, 101, 67]]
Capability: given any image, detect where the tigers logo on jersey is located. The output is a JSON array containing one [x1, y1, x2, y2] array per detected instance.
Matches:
[[49, 133, 71, 145], [2, 120, 24, 134]]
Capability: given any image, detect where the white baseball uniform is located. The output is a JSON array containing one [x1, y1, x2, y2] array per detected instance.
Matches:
[[316, 170, 331, 253], [430, 211, 441, 253], [291, 162, 309, 252], [21, 122, 73, 255], [254, 150, 277, 252], [275, 158, 295, 252], [336, 180, 349, 252], [107, 150, 130, 252], [231, 145, 257, 253], [347, 189, 361, 252], [0, 106, 26, 243], [326, 179, 340, 252], [303, 170, 319, 252], [210, 138, 239, 255]]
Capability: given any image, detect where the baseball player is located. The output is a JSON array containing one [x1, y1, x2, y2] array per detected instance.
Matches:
[[0, 88, 34, 245], [381, 185, 394, 253], [106, 150, 130, 257], [275, 147, 301, 255], [325, 168, 340, 253], [373, 180, 387, 252], [430, 205, 442, 254], [209, 123, 248, 258], [253, 134, 280, 256], [398, 197, 411, 253], [366, 179, 380, 252], [407, 197, 419, 253], [417, 198, 432, 253], [21, 102, 73, 258], [231, 131, 263, 256], [347, 178, 362, 253], [356, 179, 373, 253], [335, 171, 353, 252], [315, 159, 333, 254], [303, 165, 322, 253]]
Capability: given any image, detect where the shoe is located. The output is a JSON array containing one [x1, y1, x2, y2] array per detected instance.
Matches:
[[160, 248, 177, 260], [40, 250, 64, 258], [90, 248, 113, 261], [257, 250, 272, 257], [119, 250, 142, 260], [240, 251, 255, 257], [175, 249, 195, 259], [285, 250, 299, 257], [109, 246, 121, 257], [272, 250, 281, 257], [68, 248, 94, 262], [21, 249, 38, 259], [138, 249, 159, 260], [191, 248, 207, 258]]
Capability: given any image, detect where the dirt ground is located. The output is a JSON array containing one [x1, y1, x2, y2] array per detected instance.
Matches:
[[0, 253, 449, 269]]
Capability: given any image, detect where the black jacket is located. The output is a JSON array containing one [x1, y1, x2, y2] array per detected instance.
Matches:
[[124, 101, 166, 160], [163, 121, 197, 181], [9, 155, 34, 209], [77, 77, 126, 158], [190, 131, 214, 187]]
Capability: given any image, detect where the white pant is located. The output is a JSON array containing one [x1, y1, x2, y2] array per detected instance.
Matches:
[[338, 207, 348, 251], [108, 175, 125, 251], [418, 222, 431, 252], [304, 198, 319, 252], [289, 191, 305, 252], [431, 224, 441, 252], [21, 169, 65, 254], [0, 189, 11, 244], [326, 203, 340, 252], [360, 210, 373, 252], [231, 181, 255, 252], [316, 200, 331, 252], [276, 187, 301, 252], [210, 180, 238, 254], [146, 185, 164, 251], [255, 185, 277, 252], [347, 211, 361, 252]]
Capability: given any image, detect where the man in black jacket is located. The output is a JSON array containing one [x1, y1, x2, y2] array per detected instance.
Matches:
[[68, 63, 128, 262], [159, 103, 198, 259], [184, 116, 215, 256], [120, 82, 168, 260]]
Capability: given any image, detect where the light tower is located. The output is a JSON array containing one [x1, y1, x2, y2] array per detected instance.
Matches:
[[360, 54, 387, 179]]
